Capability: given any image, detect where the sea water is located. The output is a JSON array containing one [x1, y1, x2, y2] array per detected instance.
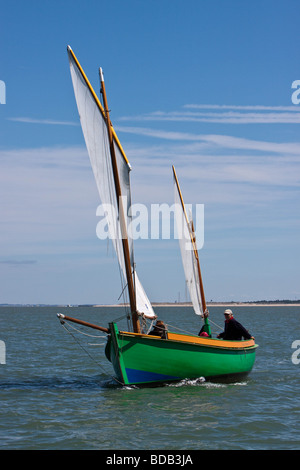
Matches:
[[0, 305, 299, 450]]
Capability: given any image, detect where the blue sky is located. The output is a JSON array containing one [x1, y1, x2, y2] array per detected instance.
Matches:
[[0, 0, 299, 304]]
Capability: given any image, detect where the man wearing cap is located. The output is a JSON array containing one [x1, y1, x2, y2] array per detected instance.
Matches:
[[217, 309, 254, 341]]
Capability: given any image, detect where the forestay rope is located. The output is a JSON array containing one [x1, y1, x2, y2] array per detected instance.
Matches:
[[59, 317, 123, 385]]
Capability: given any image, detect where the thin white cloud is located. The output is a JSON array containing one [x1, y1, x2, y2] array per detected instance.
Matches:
[[119, 103, 300, 124], [199, 134, 300, 155], [120, 111, 300, 124], [116, 125, 205, 142], [0, 259, 37, 266], [184, 104, 300, 111], [116, 125, 300, 155], [7, 117, 79, 126]]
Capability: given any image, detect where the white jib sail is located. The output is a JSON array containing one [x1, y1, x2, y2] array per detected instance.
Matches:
[[174, 172, 203, 316], [68, 46, 155, 319]]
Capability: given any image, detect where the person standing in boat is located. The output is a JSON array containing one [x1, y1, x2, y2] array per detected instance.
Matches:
[[217, 309, 254, 341], [198, 310, 211, 337]]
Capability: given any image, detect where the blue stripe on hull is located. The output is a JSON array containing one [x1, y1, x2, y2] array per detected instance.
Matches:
[[126, 368, 180, 384]]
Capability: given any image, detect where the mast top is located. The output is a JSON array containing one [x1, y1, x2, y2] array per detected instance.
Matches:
[[99, 67, 104, 82]]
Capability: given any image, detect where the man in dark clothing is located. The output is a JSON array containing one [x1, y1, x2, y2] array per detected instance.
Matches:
[[148, 320, 167, 339], [217, 309, 254, 341]]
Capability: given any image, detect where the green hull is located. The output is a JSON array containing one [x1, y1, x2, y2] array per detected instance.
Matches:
[[106, 322, 258, 386]]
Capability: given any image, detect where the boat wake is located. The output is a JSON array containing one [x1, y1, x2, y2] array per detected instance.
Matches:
[[168, 377, 249, 388], [168, 377, 206, 387]]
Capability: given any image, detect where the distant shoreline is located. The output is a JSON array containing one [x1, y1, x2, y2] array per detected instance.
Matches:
[[156, 302, 300, 307], [1, 301, 300, 307], [100, 302, 300, 307], [89, 301, 300, 307]]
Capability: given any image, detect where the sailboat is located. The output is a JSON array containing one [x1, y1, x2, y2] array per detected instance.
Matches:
[[57, 46, 258, 386]]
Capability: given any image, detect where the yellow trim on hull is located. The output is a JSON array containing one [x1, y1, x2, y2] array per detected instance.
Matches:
[[167, 332, 256, 349], [119, 330, 256, 350]]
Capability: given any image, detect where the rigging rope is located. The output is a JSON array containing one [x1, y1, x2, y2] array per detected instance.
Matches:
[[164, 318, 223, 337], [59, 319, 123, 386]]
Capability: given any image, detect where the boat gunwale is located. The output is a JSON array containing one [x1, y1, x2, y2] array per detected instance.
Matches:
[[118, 330, 257, 351]]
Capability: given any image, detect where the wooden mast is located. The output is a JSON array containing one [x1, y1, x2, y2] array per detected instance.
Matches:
[[99, 68, 140, 333], [172, 165, 208, 314]]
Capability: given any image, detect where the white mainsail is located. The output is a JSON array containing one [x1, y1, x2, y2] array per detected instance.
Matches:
[[173, 166, 204, 316], [67, 46, 155, 319]]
